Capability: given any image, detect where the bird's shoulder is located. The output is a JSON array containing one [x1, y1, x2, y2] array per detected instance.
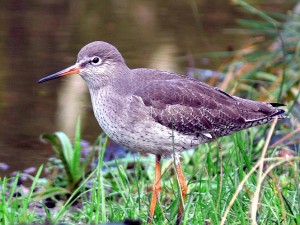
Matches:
[[132, 68, 234, 110], [130, 68, 285, 137]]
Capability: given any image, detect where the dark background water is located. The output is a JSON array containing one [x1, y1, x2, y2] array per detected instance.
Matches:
[[0, 0, 294, 176]]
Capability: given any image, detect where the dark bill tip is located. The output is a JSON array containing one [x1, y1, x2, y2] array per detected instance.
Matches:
[[38, 65, 80, 83]]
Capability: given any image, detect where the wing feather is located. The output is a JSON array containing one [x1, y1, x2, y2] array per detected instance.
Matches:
[[133, 76, 285, 138]]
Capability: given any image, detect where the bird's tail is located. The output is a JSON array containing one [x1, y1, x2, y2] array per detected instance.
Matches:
[[244, 104, 287, 128]]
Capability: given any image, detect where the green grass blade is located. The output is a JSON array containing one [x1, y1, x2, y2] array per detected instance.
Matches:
[[41, 133, 71, 180], [54, 131, 74, 168], [53, 131, 74, 183], [98, 136, 108, 223], [73, 118, 82, 182], [19, 165, 43, 222], [40, 133, 62, 155]]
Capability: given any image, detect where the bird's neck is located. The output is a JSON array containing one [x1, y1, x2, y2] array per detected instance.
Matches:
[[86, 66, 133, 97]]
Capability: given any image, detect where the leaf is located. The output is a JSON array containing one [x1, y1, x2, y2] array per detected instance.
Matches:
[[54, 131, 74, 167], [40, 133, 62, 155], [73, 118, 82, 182]]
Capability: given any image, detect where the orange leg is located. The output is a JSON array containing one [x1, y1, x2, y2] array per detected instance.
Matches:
[[148, 155, 162, 223], [175, 161, 188, 225]]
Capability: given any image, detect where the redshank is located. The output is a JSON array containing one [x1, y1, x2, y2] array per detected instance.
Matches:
[[38, 41, 287, 223]]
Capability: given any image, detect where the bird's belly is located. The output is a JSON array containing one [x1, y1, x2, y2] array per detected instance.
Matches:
[[93, 104, 208, 155]]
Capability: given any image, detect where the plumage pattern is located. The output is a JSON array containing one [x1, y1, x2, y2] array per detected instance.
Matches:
[[39, 41, 287, 155], [133, 70, 286, 141], [76, 42, 287, 154], [38, 41, 288, 224]]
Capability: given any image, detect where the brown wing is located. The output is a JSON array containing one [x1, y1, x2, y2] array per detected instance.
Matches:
[[133, 78, 285, 138]]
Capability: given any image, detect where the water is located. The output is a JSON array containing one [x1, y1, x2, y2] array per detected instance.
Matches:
[[0, 0, 293, 176]]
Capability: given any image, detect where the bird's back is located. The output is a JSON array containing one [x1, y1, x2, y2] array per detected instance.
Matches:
[[130, 68, 287, 140]]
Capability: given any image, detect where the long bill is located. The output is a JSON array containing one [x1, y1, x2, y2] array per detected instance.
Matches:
[[38, 64, 80, 83]]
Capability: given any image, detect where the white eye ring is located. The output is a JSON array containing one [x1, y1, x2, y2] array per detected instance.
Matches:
[[91, 56, 102, 65]]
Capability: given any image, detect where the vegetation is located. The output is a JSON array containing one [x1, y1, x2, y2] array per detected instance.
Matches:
[[1, 125, 299, 224], [1, 1, 299, 225], [41, 119, 95, 194]]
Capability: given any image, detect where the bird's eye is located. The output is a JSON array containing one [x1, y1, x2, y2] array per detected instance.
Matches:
[[91, 56, 102, 65]]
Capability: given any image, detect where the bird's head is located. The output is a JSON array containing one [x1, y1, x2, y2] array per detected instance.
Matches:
[[38, 41, 127, 87]]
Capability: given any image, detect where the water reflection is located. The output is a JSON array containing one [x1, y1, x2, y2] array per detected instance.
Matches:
[[0, 0, 294, 175], [56, 76, 88, 135]]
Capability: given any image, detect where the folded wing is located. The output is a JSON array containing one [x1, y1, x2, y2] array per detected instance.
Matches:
[[133, 77, 285, 138]]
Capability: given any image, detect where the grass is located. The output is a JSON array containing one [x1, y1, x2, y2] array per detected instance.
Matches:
[[1, 1, 300, 224], [0, 124, 299, 224], [0, 166, 44, 224], [40, 119, 95, 194]]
